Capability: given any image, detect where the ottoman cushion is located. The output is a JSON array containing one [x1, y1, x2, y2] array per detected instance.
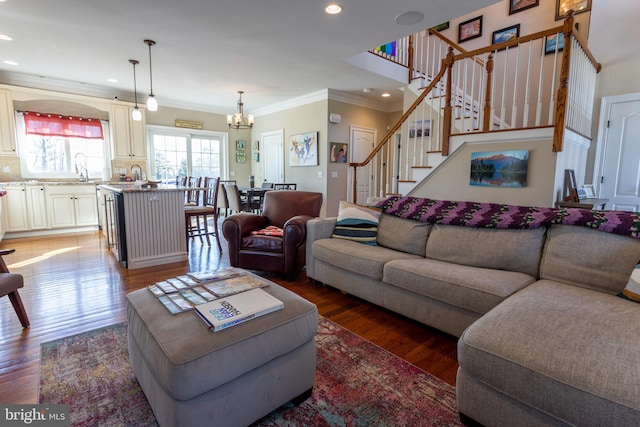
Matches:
[[126, 282, 318, 401]]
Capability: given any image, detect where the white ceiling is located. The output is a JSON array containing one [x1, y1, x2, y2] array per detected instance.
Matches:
[[0, 0, 498, 115]]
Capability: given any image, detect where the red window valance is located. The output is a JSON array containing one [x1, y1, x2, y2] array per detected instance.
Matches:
[[22, 111, 104, 139]]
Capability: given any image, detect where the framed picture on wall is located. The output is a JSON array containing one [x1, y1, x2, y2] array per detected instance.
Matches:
[[509, 0, 539, 15], [544, 32, 565, 54], [289, 131, 318, 166], [458, 16, 483, 43], [330, 142, 348, 163], [492, 24, 520, 47], [236, 140, 246, 151], [555, 0, 591, 20], [236, 152, 246, 163]]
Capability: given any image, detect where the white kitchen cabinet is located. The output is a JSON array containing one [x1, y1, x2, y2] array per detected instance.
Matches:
[[45, 185, 98, 229], [3, 186, 29, 231], [26, 185, 47, 230], [110, 104, 147, 160], [0, 89, 17, 156]]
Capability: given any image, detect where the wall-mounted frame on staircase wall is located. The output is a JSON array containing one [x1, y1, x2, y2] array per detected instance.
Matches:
[[458, 16, 482, 43], [509, 0, 539, 15]]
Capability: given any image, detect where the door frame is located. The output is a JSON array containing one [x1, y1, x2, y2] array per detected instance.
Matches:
[[593, 91, 640, 198]]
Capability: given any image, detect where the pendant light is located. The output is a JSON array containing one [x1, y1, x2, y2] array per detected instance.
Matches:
[[144, 39, 158, 112], [129, 59, 142, 121]]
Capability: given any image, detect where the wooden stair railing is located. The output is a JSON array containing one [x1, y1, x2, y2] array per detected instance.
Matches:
[[353, 12, 600, 204], [349, 50, 453, 203]]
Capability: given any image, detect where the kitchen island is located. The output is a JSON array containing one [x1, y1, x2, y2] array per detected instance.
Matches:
[[98, 183, 188, 269]]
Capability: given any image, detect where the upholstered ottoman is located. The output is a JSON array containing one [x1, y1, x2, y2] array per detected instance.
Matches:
[[126, 281, 318, 427]]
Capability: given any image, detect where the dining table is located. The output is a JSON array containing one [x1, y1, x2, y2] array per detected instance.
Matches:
[[238, 186, 270, 212]]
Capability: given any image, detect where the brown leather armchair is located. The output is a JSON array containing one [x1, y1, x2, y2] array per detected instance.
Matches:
[[222, 190, 323, 279]]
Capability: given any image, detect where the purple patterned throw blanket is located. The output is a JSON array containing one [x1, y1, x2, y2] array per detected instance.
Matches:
[[375, 196, 640, 239]]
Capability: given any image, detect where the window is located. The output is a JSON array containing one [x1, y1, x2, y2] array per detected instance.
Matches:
[[148, 126, 228, 182], [16, 112, 109, 180]]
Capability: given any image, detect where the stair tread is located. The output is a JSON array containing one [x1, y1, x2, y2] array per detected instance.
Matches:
[[411, 166, 433, 169], [398, 180, 417, 183]]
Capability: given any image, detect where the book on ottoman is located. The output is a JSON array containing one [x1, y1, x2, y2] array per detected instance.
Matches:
[[195, 288, 284, 331]]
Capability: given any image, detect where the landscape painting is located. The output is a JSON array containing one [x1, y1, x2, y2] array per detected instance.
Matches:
[[470, 150, 529, 187]]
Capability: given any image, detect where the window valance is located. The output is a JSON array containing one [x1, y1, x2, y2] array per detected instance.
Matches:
[[22, 111, 104, 139]]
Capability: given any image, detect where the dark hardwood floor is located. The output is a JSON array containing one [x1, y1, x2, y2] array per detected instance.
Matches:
[[0, 228, 458, 404]]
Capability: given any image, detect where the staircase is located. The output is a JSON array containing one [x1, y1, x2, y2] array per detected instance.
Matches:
[[350, 12, 600, 204]]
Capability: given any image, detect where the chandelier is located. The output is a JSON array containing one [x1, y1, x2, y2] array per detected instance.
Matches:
[[227, 91, 254, 130]]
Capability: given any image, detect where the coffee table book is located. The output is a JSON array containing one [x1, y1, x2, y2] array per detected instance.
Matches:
[[194, 288, 284, 331]]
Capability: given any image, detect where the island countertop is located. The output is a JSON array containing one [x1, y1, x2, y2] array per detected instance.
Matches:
[[97, 183, 191, 193]]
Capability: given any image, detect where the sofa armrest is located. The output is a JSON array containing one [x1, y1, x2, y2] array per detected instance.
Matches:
[[305, 217, 337, 279]]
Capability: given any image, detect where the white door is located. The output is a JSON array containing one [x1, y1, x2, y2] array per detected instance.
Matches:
[[599, 98, 640, 211], [350, 126, 376, 204], [261, 129, 284, 185]]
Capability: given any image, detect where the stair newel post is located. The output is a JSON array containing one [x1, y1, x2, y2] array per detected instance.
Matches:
[[441, 47, 455, 156], [483, 54, 494, 132], [553, 11, 574, 152], [350, 164, 358, 204]]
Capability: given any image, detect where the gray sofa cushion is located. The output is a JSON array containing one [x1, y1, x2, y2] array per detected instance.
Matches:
[[312, 238, 421, 280], [458, 280, 640, 426], [383, 258, 535, 315], [540, 224, 640, 294], [376, 214, 431, 256], [425, 224, 546, 277]]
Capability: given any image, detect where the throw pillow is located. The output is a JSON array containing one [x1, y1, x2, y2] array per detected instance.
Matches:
[[620, 264, 640, 303], [251, 225, 283, 237], [331, 200, 381, 245]]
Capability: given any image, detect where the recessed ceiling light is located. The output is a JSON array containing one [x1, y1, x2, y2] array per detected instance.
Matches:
[[325, 3, 342, 14], [107, 78, 118, 83], [3, 60, 18, 66], [0, 34, 12, 41], [381, 92, 391, 98], [395, 11, 424, 26]]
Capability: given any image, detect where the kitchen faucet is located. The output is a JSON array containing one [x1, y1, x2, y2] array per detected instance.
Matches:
[[74, 152, 88, 182], [131, 164, 143, 181]]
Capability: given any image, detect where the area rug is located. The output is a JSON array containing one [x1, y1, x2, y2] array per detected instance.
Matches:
[[39, 318, 462, 427]]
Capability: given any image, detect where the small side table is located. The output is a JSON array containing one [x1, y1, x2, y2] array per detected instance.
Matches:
[[555, 198, 609, 210]]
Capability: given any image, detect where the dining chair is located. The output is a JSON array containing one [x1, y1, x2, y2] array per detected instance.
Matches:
[[273, 183, 297, 190], [217, 180, 237, 217], [184, 176, 202, 206], [184, 177, 222, 252], [224, 183, 248, 213], [0, 249, 30, 328], [176, 176, 187, 186]]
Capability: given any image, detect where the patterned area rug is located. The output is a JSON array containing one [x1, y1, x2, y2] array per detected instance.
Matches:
[[39, 318, 462, 427]]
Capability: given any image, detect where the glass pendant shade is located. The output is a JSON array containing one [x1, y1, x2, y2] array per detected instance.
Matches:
[[146, 94, 158, 112], [132, 106, 142, 121]]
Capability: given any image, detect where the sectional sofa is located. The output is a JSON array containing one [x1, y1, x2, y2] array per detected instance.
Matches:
[[305, 196, 640, 426]]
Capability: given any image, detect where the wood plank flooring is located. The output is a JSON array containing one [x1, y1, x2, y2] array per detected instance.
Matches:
[[0, 229, 458, 405]]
